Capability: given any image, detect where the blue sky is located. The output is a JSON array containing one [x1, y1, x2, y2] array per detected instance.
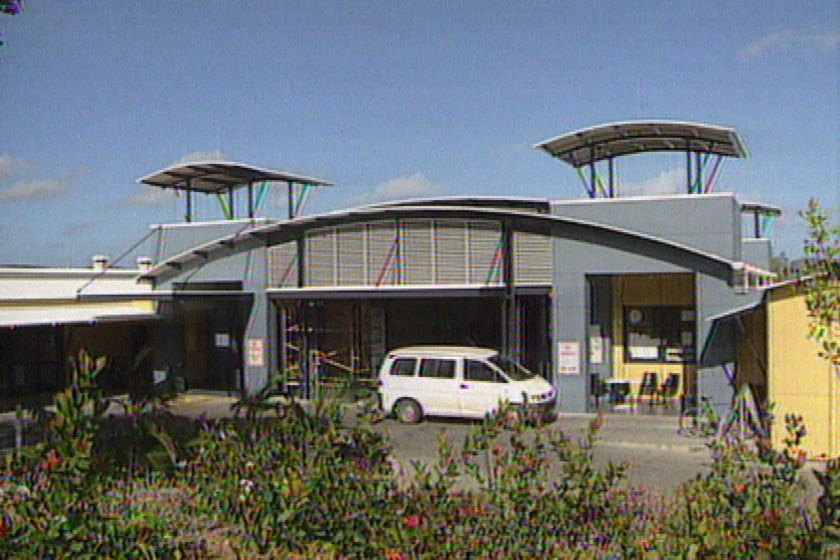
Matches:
[[0, 1, 837, 267]]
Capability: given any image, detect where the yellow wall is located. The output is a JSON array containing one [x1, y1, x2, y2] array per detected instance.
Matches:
[[735, 306, 768, 405], [612, 273, 695, 396], [767, 284, 838, 458]]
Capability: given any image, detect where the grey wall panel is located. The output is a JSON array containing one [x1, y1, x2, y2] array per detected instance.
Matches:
[[551, 194, 741, 260], [741, 238, 772, 270]]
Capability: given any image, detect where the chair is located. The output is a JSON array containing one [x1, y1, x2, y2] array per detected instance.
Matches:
[[607, 380, 632, 407], [657, 373, 680, 408], [637, 371, 659, 408], [589, 374, 608, 408]]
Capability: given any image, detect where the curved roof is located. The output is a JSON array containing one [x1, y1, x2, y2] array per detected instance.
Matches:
[[138, 160, 333, 194], [534, 120, 748, 168], [138, 204, 752, 286], [369, 196, 551, 213]]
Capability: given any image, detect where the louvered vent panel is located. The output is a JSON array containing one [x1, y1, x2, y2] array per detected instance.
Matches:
[[434, 220, 468, 284], [306, 229, 335, 287], [366, 221, 396, 286], [403, 220, 433, 284], [337, 224, 365, 285], [267, 243, 298, 288], [467, 221, 501, 284], [514, 233, 553, 284]]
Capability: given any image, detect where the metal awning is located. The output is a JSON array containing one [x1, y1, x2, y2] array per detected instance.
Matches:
[[137, 160, 334, 222], [534, 121, 748, 168], [138, 161, 333, 193], [0, 302, 158, 328]]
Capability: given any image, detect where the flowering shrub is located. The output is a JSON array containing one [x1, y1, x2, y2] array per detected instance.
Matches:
[[662, 413, 812, 557], [5, 356, 840, 557], [0, 350, 205, 558]]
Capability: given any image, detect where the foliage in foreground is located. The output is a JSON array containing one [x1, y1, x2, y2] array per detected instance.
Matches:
[[2, 358, 839, 559]]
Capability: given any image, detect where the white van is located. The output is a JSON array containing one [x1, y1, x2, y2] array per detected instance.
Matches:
[[377, 345, 557, 424]]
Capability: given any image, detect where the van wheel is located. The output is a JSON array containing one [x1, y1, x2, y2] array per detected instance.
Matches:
[[394, 398, 423, 424]]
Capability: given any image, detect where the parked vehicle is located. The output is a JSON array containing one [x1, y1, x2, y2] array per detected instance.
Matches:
[[377, 345, 557, 424]]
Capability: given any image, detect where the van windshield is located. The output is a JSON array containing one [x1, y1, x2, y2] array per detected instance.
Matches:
[[488, 355, 536, 381]]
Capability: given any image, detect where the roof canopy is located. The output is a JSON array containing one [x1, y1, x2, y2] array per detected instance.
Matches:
[[535, 120, 748, 168], [137, 160, 334, 222], [138, 160, 333, 194]]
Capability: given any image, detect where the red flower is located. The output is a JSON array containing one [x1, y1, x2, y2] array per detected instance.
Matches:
[[403, 514, 421, 528], [0, 513, 10, 538], [41, 449, 62, 471]]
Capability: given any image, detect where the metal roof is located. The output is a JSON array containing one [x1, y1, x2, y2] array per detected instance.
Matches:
[[0, 302, 158, 328], [137, 161, 334, 194], [534, 120, 748, 168], [740, 201, 782, 216], [138, 204, 761, 287]]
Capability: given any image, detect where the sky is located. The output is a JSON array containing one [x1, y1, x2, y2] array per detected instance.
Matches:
[[0, 1, 838, 267]]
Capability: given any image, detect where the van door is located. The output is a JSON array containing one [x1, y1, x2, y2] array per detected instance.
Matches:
[[414, 357, 461, 417], [459, 359, 513, 416]]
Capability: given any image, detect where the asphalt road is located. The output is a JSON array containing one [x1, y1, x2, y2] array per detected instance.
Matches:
[[2, 392, 820, 501], [149, 393, 713, 495], [373, 412, 712, 496]]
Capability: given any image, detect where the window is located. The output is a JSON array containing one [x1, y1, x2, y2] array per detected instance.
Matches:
[[624, 306, 696, 363], [418, 358, 456, 379], [465, 360, 506, 383], [390, 358, 417, 377]]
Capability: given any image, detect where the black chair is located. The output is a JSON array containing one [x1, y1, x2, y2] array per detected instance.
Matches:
[[589, 374, 608, 408], [638, 371, 659, 407], [657, 373, 680, 408]]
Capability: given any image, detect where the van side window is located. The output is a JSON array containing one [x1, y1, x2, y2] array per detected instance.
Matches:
[[390, 358, 417, 377], [465, 360, 505, 383], [419, 358, 456, 379]]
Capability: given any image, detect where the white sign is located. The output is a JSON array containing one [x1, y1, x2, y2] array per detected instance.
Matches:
[[557, 341, 580, 375], [245, 338, 265, 367], [214, 333, 230, 348], [589, 336, 604, 365]]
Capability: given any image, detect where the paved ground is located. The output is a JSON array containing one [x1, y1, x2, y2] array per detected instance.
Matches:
[[374, 410, 712, 495], [0, 391, 821, 500]]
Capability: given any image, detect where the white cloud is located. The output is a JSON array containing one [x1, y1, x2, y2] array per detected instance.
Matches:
[[741, 29, 840, 58], [0, 154, 28, 180], [124, 187, 179, 208], [0, 178, 67, 202], [170, 150, 229, 165], [356, 173, 439, 205], [620, 168, 684, 196]]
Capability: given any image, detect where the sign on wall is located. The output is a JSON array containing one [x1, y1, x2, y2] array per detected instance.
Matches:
[[245, 338, 265, 367], [556, 341, 580, 375]]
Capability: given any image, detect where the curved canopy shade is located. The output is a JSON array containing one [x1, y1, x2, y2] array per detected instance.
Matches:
[[535, 120, 748, 168]]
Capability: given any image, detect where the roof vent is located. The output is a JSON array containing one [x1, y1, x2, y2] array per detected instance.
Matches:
[[136, 256, 153, 272], [91, 254, 110, 271]]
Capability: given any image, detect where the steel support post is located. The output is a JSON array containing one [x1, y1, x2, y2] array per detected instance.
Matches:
[[501, 221, 516, 357]]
